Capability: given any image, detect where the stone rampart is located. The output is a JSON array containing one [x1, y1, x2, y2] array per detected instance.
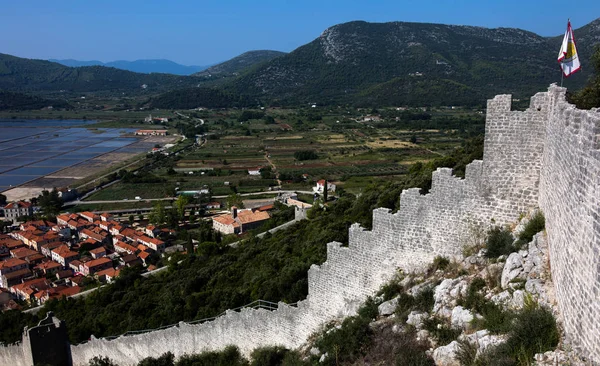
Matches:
[[2, 85, 599, 365], [538, 86, 600, 359]]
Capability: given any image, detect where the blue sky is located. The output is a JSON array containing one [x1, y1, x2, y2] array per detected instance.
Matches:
[[1, 0, 599, 65]]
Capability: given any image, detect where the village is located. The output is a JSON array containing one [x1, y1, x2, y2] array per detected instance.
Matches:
[[0, 178, 335, 311]]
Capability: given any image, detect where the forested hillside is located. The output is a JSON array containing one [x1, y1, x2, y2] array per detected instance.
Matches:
[[149, 87, 255, 109], [226, 19, 600, 106], [0, 91, 72, 110], [0, 54, 196, 95]]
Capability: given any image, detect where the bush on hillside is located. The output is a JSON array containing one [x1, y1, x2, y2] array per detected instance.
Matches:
[[485, 227, 515, 258], [515, 211, 545, 248]]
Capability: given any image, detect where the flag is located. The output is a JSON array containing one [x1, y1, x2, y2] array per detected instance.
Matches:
[[557, 20, 581, 77]]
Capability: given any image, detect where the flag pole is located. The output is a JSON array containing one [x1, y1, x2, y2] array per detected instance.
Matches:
[[560, 18, 569, 87]]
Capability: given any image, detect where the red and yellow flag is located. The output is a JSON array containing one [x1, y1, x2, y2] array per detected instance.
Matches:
[[557, 20, 581, 77]]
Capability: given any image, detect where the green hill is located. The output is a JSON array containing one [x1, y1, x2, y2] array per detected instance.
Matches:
[[0, 53, 196, 95], [193, 50, 286, 77], [0, 91, 72, 110], [226, 19, 599, 106]]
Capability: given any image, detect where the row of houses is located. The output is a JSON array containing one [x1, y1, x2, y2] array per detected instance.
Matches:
[[0, 211, 170, 307]]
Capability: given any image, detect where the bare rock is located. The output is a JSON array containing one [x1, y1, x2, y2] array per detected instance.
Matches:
[[432, 341, 460, 366], [406, 311, 428, 329], [501, 252, 523, 289], [451, 306, 474, 329], [378, 297, 399, 316]]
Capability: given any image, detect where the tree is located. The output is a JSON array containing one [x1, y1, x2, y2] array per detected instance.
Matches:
[[174, 195, 189, 222], [226, 194, 244, 209], [186, 234, 194, 255], [571, 46, 600, 109], [323, 180, 328, 203], [128, 215, 135, 224], [37, 188, 62, 217], [0, 193, 6, 205], [149, 201, 166, 225]]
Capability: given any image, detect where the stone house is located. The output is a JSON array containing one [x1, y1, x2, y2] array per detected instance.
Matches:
[[212, 207, 270, 234]]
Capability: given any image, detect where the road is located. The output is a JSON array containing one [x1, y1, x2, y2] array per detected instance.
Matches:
[[66, 190, 314, 206]]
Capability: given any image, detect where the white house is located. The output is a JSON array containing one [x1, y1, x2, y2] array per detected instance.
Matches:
[[313, 180, 336, 194], [248, 167, 262, 176]]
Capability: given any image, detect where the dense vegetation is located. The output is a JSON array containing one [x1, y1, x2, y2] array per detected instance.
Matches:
[[570, 46, 600, 109], [149, 87, 254, 109], [0, 53, 195, 95], [0, 91, 72, 110], [194, 50, 286, 77], [0, 135, 484, 344], [227, 19, 600, 106]]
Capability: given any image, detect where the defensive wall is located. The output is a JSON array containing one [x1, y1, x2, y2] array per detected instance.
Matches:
[[0, 84, 598, 365]]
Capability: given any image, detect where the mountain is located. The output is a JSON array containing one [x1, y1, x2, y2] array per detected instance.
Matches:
[[49, 58, 210, 75], [194, 50, 286, 77], [226, 20, 600, 106], [0, 91, 72, 110], [0, 54, 198, 95], [149, 87, 253, 109]]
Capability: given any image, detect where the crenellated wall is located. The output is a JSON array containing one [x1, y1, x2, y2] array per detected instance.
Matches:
[[1, 85, 599, 365]]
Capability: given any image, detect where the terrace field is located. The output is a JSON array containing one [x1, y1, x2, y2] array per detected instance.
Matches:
[[80, 106, 484, 202]]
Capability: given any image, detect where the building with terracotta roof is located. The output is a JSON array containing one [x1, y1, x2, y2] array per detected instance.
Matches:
[[114, 241, 138, 255], [96, 268, 120, 283], [90, 247, 106, 259], [41, 242, 63, 258], [212, 206, 270, 235], [2, 201, 33, 221], [51, 245, 79, 267], [1, 267, 32, 288], [35, 261, 62, 276], [81, 257, 112, 276], [205, 202, 222, 209], [137, 235, 165, 253], [10, 278, 51, 302]]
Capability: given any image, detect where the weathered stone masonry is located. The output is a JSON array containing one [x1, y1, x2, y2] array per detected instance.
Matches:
[[1, 85, 598, 365]]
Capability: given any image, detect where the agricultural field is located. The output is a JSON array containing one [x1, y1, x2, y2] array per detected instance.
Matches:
[[80, 105, 484, 202]]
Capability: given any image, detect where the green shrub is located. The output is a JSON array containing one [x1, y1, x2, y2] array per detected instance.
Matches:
[[315, 316, 372, 365], [504, 306, 559, 363], [394, 333, 435, 366], [138, 352, 174, 366], [459, 277, 487, 313], [176, 346, 248, 366], [377, 277, 405, 301], [394, 293, 416, 321], [414, 287, 435, 313], [250, 346, 290, 366], [89, 356, 118, 366], [357, 296, 380, 320], [485, 227, 515, 258], [476, 302, 514, 334], [516, 211, 545, 248], [456, 339, 478, 366], [429, 256, 450, 272], [423, 316, 461, 346]]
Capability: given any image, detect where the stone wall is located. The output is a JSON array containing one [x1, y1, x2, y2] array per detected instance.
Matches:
[[538, 86, 600, 360], [2, 85, 599, 365]]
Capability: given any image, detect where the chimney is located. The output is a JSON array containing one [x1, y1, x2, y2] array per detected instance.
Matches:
[[231, 206, 238, 219]]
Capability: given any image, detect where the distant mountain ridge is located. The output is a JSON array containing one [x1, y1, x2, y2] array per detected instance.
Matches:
[[49, 58, 210, 75], [225, 19, 600, 106], [0, 53, 197, 95], [194, 50, 286, 76]]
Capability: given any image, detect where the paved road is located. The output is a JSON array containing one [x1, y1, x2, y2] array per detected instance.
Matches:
[[67, 190, 313, 206]]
